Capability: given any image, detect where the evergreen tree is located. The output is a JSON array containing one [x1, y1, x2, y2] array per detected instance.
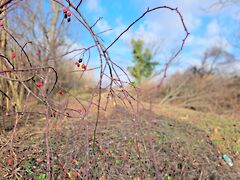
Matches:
[[128, 39, 158, 84]]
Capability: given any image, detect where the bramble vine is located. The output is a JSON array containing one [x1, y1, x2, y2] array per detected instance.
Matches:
[[0, 0, 189, 179]]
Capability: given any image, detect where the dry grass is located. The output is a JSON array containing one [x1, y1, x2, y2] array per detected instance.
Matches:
[[1, 101, 240, 179]]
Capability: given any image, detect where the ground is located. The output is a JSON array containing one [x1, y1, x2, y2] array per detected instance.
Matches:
[[0, 102, 240, 179]]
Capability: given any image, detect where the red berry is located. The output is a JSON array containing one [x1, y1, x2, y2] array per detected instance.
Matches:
[[75, 62, 80, 67], [67, 11, 71, 17], [7, 159, 12, 165], [81, 64, 87, 70], [36, 82, 43, 87], [11, 53, 16, 59], [74, 172, 79, 177], [63, 7, 68, 14]]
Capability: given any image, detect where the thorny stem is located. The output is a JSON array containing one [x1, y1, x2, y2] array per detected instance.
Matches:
[[10, 105, 18, 179], [106, 6, 189, 52], [55, 0, 114, 151], [54, 1, 190, 154], [0, 1, 189, 179], [0, 0, 13, 9], [76, 0, 83, 10], [45, 106, 51, 180]]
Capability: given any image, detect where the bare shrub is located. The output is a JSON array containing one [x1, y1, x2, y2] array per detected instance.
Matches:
[[0, 0, 189, 179], [159, 47, 240, 115]]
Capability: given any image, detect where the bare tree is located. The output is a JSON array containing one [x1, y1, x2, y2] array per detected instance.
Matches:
[[190, 46, 238, 77], [210, 0, 240, 10]]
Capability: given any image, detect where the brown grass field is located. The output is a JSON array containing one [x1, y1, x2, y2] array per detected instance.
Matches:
[[1, 100, 240, 179]]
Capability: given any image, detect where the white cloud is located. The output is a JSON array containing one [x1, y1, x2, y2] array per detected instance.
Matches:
[[135, 0, 238, 66], [206, 20, 220, 36], [82, 0, 239, 78], [85, 0, 103, 13], [105, 1, 206, 57]]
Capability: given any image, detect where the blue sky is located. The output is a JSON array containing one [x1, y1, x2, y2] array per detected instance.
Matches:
[[62, 0, 240, 81]]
